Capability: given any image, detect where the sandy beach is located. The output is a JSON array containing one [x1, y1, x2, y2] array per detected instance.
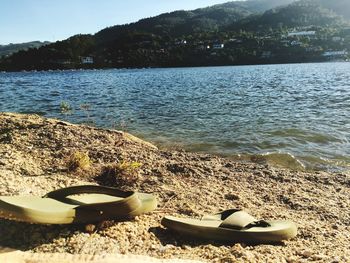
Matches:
[[0, 112, 349, 262]]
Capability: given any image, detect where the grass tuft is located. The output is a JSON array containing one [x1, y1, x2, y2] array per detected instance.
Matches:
[[65, 151, 91, 172], [99, 161, 142, 185]]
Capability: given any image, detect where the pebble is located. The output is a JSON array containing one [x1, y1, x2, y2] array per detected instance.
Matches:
[[300, 250, 313, 258]]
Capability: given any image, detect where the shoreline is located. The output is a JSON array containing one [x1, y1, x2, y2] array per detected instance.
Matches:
[[1, 60, 349, 73], [0, 112, 349, 262]]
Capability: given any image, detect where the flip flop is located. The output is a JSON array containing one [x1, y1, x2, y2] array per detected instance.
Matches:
[[0, 185, 157, 224], [161, 209, 297, 243]]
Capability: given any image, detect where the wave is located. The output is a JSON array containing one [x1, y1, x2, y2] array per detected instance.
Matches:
[[230, 152, 306, 171], [230, 152, 350, 172], [158, 139, 350, 172]]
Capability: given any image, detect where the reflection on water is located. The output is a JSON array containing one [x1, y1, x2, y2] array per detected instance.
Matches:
[[1, 63, 349, 172]]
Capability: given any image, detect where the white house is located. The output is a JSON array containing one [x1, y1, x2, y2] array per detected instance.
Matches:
[[81, 57, 94, 64], [322, 50, 348, 57], [213, 43, 224, 49], [288, 31, 316, 37]]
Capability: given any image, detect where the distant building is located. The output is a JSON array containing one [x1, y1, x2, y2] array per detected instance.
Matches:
[[332, 37, 343, 42], [305, 46, 322, 52], [322, 50, 348, 57], [288, 31, 316, 37], [175, 40, 187, 45], [81, 57, 94, 64], [229, 39, 243, 44], [290, 41, 303, 46], [213, 43, 224, 49]]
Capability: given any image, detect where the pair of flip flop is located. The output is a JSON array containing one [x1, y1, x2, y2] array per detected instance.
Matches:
[[0, 185, 297, 243]]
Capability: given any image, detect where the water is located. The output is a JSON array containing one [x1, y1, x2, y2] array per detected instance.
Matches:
[[1, 63, 349, 172]]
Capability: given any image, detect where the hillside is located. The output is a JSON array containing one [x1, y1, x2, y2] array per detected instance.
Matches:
[[224, 0, 296, 12], [311, 0, 350, 20], [234, 1, 347, 31], [1, 0, 350, 71], [95, 0, 296, 44], [95, 2, 254, 44], [0, 41, 50, 58]]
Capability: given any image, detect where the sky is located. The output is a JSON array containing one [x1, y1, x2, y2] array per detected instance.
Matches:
[[0, 0, 235, 45]]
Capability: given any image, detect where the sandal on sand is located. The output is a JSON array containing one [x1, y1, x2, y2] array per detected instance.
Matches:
[[161, 209, 297, 243], [0, 185, 157, 224]]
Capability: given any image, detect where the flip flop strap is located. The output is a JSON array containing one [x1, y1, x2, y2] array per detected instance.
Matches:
[[219, 210, 257, 230], [245, 220, 271, 228], [44, 185, 141, 215]]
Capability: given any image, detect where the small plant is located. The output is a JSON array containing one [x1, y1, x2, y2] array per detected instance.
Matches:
[[65, 151, 91, 172], [60, 101, 72, 114], [99, 161, 142, 185]]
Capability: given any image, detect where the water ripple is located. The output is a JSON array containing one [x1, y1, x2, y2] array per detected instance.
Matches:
[[1, 63, 349, 172]]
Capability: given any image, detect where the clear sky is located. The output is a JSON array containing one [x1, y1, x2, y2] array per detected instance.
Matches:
[[0, 0, 235, 45]]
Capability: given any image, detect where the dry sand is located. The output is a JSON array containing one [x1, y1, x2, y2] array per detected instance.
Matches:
[[0, 112, 349, 262]]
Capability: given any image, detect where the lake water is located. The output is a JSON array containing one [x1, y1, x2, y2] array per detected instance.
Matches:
[[1, 63, 349, 172]]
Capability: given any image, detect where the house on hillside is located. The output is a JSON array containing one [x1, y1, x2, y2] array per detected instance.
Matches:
[[229, 38, 243, 44], [332, 36, 343, 42], [290, 40, 303, 46], [213, 43, 224, 49], [81, 56, 94, 64], [322, 50, 348, 61], [288, 31, 316, 37], [175, 39, 187, 45], [322, 50, 348, 58]]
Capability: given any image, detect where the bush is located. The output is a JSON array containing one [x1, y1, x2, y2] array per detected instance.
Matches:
[[99, 161, 142, 185]]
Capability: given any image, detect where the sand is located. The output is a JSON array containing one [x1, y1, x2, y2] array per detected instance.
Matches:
[[0, 112, 349, 262]]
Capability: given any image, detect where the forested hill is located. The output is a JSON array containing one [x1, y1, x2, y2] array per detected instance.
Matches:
[[94, 0, 296, 44], [0, 41, 50, 58], [233, 1, 348, 31], [1, 0, 350, 71], [211, 0, 296, 13]]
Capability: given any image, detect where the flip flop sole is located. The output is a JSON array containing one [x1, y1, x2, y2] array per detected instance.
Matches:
[[162, 216, 297, 243], [0, 193, 157, 224]]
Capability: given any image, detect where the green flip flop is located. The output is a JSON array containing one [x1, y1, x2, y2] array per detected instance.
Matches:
[[0, 185, 157, 224], [161, 209, 297, 243]]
